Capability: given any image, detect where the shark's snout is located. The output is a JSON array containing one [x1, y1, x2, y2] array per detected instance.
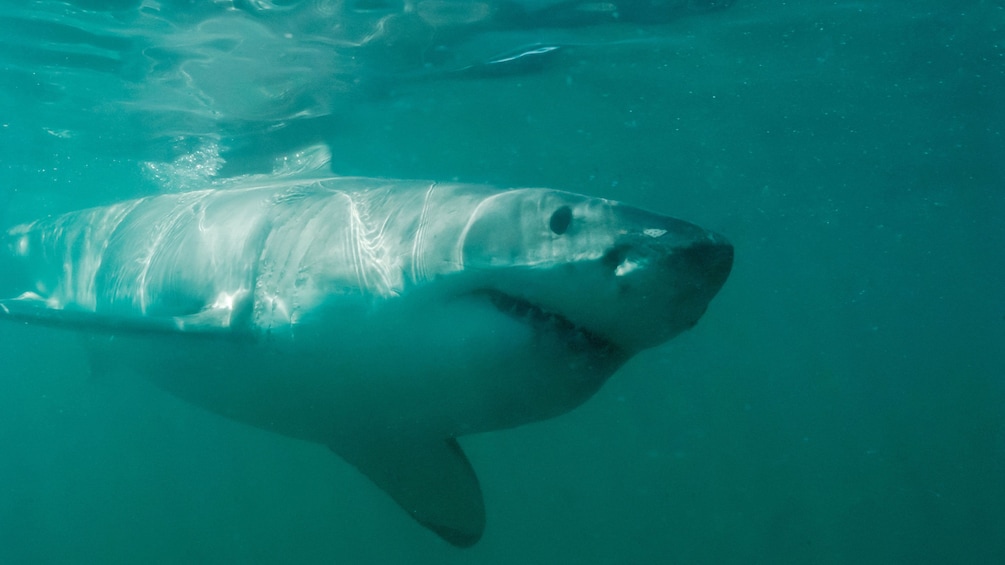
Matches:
[[609, 207, 733, 290], [666, 237, 734, 296], [589, 214, 733, 352]]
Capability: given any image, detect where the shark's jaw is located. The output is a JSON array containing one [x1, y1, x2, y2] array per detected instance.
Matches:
[[481, 289, 626, 362]]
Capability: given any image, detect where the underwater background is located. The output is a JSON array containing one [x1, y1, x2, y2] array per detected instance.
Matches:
[[1, 0, 1003, 563]]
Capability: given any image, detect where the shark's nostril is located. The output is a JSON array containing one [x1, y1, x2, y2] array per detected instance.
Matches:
[[601, 245, 629, 271]]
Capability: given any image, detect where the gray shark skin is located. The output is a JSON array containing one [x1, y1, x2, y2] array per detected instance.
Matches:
[[0, 177, 732, 547]]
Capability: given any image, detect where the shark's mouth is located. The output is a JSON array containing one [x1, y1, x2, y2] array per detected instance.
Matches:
[[482, 290, 624, 360]]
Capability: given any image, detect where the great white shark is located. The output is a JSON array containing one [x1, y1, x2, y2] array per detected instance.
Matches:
[[0, 177, 732, 546]]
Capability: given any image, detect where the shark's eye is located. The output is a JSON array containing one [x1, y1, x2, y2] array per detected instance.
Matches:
[[549, 206, 573, 235]]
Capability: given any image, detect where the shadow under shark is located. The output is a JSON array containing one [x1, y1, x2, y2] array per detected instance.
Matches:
[[0, 177, 732, 546]]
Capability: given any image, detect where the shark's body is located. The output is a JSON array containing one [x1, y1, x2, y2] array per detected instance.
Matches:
[[0, 177, 732, 546]]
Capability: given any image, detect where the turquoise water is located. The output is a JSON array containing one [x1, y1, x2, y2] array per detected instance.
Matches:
[[1, 0, 1003, 563]]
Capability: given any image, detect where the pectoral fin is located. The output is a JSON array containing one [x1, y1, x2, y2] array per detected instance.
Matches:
[[0, 297, 249, 337], [334, 436, 485, 547]]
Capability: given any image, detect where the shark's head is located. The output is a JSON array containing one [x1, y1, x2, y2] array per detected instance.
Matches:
[[455, 188, 733, 359]]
